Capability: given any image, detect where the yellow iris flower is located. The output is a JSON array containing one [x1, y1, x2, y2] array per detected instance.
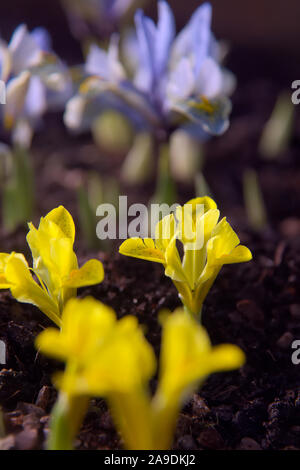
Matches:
[[0, 206, 104, 327], [119, 196, 252, 317], [37, 298, 245, 450]]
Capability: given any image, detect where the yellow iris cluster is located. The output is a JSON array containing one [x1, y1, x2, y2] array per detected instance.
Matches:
[[0, 206, 104, 326], [1, 199, 251, 449], [120, 197, 252, 316]]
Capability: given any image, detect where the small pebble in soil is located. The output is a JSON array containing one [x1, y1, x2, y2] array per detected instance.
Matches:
[[236, 299, 264, 327], [191, 395, 210, 418], [290, 304, 300, 319], [196, 427, 224, 450], [177, 434, 197, 450], [0, 434, 15, 450], [100, 411, 115, 431], [35, 385, 53, 410], [276, 331, 294, 349], [14, 427, 39, 450], [238, 437, 262, 450]]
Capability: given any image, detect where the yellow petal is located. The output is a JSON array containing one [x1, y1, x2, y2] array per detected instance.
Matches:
[[77, 315, 156, 395], [49, 237, 78, 282], [164, 237, 188, 283], [185, 196, 217, 214], [175, 203, 219, 248], [44, 205, 75, 242], [158, 309, 245, 401], [27, 220, 78, 299], [206, 218, 253, 269], [0, 275, 10, 288], [61, 297, 116, 361], [37, 296, 156, 397], [175, 205, 196, 244], [0, 253, 10, 267], [213, 217, 240, 252], [158, 309, 211, 396], [35, 328, 65, 360], [37, 297, 117, 365], [119, 238, 165, 263], [155, 214, 176, 252], [205, 344, 245, 373], [202, 209, 220, 240], [207, 218, 239, 265], [27, 220, 74, 283], [0, 253, 11, 288], [219, 245, 253, 264], [63, 259, 104, 288], [5, 253, 61, 326]]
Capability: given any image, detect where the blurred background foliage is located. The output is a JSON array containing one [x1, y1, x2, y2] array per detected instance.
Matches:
[[0, 0, 299, 244], [1, 0, 300, 62]]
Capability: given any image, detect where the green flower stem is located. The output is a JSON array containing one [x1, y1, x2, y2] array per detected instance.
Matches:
[[183, 304, 202, 322], [174, 266, 221, 321], [194, 267, 221, 312], [48, 392, 89, 450]]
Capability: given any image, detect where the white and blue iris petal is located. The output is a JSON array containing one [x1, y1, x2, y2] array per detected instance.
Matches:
[[0, 24, 73, 145]]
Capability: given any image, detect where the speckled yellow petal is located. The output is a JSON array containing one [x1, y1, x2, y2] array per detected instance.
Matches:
[[119, 238, 165, 263], [63, 259, 104, 288], [44, 205, 75, 242]]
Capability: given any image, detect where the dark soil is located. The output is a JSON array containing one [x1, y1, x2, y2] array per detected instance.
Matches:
[[1, 46, 300, 450]]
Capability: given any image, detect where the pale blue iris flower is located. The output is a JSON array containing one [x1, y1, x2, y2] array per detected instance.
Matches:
[[0, 24, 72, 147], [65, 1, 234, 136]]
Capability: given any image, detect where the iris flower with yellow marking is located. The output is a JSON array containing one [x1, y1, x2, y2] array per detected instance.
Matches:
[[119, 196, 252, 317], [0, 206, 104, 327], [65, 1, 234, 136]]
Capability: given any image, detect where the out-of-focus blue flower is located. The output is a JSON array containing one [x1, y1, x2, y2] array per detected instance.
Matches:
[[61, 0, 145, 39], [0, 24, 72, 147], [65, 1, 234, 137], [64, 33, 159, 132]]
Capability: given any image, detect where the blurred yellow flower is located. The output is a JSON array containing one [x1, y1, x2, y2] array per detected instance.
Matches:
[[36, 296, 156, 450], [151, 308, 245, 449], [37, 299, 245, 450], [158, 308, 245, 400], [36, 296, 156, 396]]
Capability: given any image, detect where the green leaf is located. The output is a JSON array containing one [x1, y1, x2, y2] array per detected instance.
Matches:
[[259, 91, 295, 160], [2, 146, 34, 233], [77, 185, 100, 251], [195, 172, 213, 199], [151, 143, 177, 207], [243, 169, 268, 232], [121, 132, 154, 185]]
